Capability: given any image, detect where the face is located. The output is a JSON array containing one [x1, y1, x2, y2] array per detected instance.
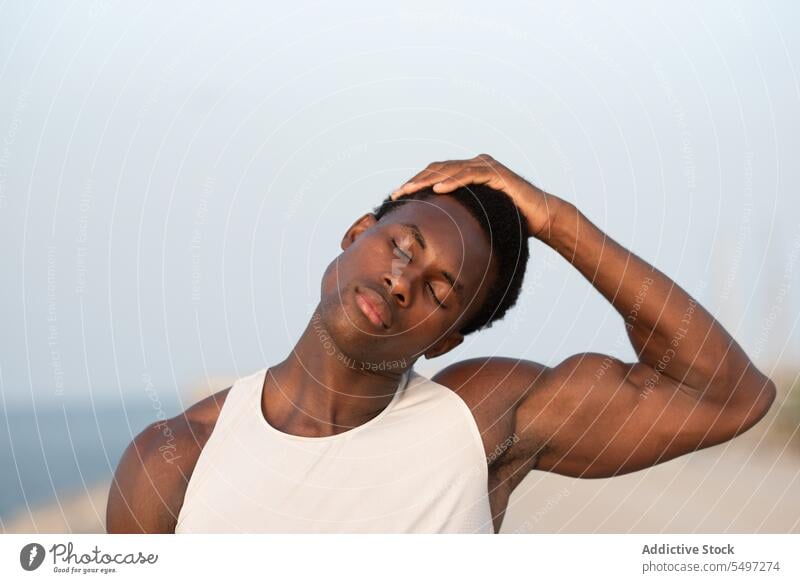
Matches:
[[318, 196, 496, 367]]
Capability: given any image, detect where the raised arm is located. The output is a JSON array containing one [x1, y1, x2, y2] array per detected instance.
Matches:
[[392, 155, 776, 478]]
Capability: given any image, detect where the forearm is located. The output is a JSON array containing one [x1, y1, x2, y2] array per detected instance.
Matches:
[[390, 153, 775, 417], [539, 200, 768, 402]]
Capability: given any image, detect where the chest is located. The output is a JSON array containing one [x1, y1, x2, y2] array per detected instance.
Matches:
[[178, 393, 494, 533]]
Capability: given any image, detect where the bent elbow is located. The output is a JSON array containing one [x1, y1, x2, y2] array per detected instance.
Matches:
[[756, 376, 777, 420], [739, 375, 777, 433]]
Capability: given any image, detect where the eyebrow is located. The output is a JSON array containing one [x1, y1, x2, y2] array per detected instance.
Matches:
[[399, 223, 465, 300]]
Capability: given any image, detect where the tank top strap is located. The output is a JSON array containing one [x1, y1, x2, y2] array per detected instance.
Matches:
[[175, 368, 267, 528], [220, 368, 266, 426]]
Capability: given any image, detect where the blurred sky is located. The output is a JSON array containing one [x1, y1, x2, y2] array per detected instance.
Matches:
[[1, 0, 798, 407]]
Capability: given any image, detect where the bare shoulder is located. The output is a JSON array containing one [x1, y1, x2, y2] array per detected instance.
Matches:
[[106, 388, 231, 533], [431, 357, 549, 463]]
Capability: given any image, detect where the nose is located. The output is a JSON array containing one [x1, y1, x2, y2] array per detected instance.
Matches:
[[383, 271, 412, 308]]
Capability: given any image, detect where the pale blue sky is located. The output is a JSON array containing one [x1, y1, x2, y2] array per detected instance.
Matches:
[[1, 0, 798, 406]]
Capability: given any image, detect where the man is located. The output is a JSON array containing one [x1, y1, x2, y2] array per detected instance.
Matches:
[[107, 154, 776, 533]]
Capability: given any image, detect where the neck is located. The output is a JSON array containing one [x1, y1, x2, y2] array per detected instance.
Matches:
[[262, 305, 413, 437]]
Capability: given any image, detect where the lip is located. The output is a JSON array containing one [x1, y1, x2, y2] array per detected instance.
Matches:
[[355, 285, 392, 329]]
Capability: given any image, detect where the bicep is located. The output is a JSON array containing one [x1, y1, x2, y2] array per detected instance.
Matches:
[[517, 353, 743, 479]]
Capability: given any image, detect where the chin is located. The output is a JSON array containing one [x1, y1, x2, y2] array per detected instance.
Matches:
[[319, 289, 372, 346], [317, 290, 408, 367]]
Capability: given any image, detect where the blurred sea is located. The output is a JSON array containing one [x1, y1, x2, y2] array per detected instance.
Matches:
[[1, 388, 796, 533], [0, 401, 178, 524]]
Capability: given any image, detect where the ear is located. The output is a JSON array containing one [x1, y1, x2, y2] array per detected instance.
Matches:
[[423, 332, 464, 360], [341, 213, 378, 250]]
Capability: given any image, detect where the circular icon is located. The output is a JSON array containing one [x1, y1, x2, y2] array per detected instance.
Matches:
[[19, 543, 46, 571]]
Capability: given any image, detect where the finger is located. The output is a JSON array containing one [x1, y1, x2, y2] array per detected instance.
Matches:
[[431, 168, 492, 194], [391, 164, 471, 200], [390, 174, 432, 200], [392, 159, 476, 195], [390, 178, 441, 199]]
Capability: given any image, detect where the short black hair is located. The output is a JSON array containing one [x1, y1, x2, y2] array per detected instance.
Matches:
[[372, 184, 529, 335]]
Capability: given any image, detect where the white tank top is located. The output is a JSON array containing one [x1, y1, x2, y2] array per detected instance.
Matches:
[[175, 367, 494, 533]]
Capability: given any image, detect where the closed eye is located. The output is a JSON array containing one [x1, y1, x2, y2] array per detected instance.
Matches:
[[391, 238, 412, 262], [391, 238, 447, 309], [427, 283, 446, 308]]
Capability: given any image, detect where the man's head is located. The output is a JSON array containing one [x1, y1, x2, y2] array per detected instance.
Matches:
[[318, 184, 529, 367]]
